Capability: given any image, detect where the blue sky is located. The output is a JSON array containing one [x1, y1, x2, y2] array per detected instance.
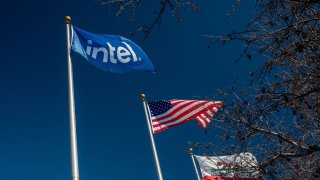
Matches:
[[0, 1, 256, 179]]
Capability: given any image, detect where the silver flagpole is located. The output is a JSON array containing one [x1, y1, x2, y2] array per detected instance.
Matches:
[[140, 94, 163, 180], [65, 16, 80, 180], [189, 148, 201, 180]]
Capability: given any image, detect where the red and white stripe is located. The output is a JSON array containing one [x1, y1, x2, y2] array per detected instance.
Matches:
[[150, 100, 222, 134]]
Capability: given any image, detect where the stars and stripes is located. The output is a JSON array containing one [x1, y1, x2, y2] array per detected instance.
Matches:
[[147, 100, 223, 134]]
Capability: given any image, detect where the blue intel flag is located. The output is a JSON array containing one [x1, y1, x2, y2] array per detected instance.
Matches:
[[71, 26, 155, 73]]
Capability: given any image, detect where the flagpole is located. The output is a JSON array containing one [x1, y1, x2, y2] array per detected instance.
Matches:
[[189, 148, 201, 180], [140, 93, 163, 180], [65, 16, 80, 180]]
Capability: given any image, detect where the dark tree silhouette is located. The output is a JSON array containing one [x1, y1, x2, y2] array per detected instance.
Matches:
[[100, 0, 201, 40], [207, 1, 320, 179], [101, 0, 320, 179]]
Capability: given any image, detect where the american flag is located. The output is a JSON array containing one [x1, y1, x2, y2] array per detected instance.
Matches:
[[147, 100, 223, 134]]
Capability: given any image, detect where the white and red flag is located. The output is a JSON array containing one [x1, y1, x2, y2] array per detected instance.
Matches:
[[147, 100, 222, 134], [194, 153, 263, 180]]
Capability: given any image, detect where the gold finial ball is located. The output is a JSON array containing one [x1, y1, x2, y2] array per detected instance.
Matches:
[[188, 148, 193, 154], [65, 16, 71, 24], [140, 93, 146, 101]]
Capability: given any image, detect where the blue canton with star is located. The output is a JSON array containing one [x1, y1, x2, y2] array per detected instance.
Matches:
[[148, 100, 173, 116]]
